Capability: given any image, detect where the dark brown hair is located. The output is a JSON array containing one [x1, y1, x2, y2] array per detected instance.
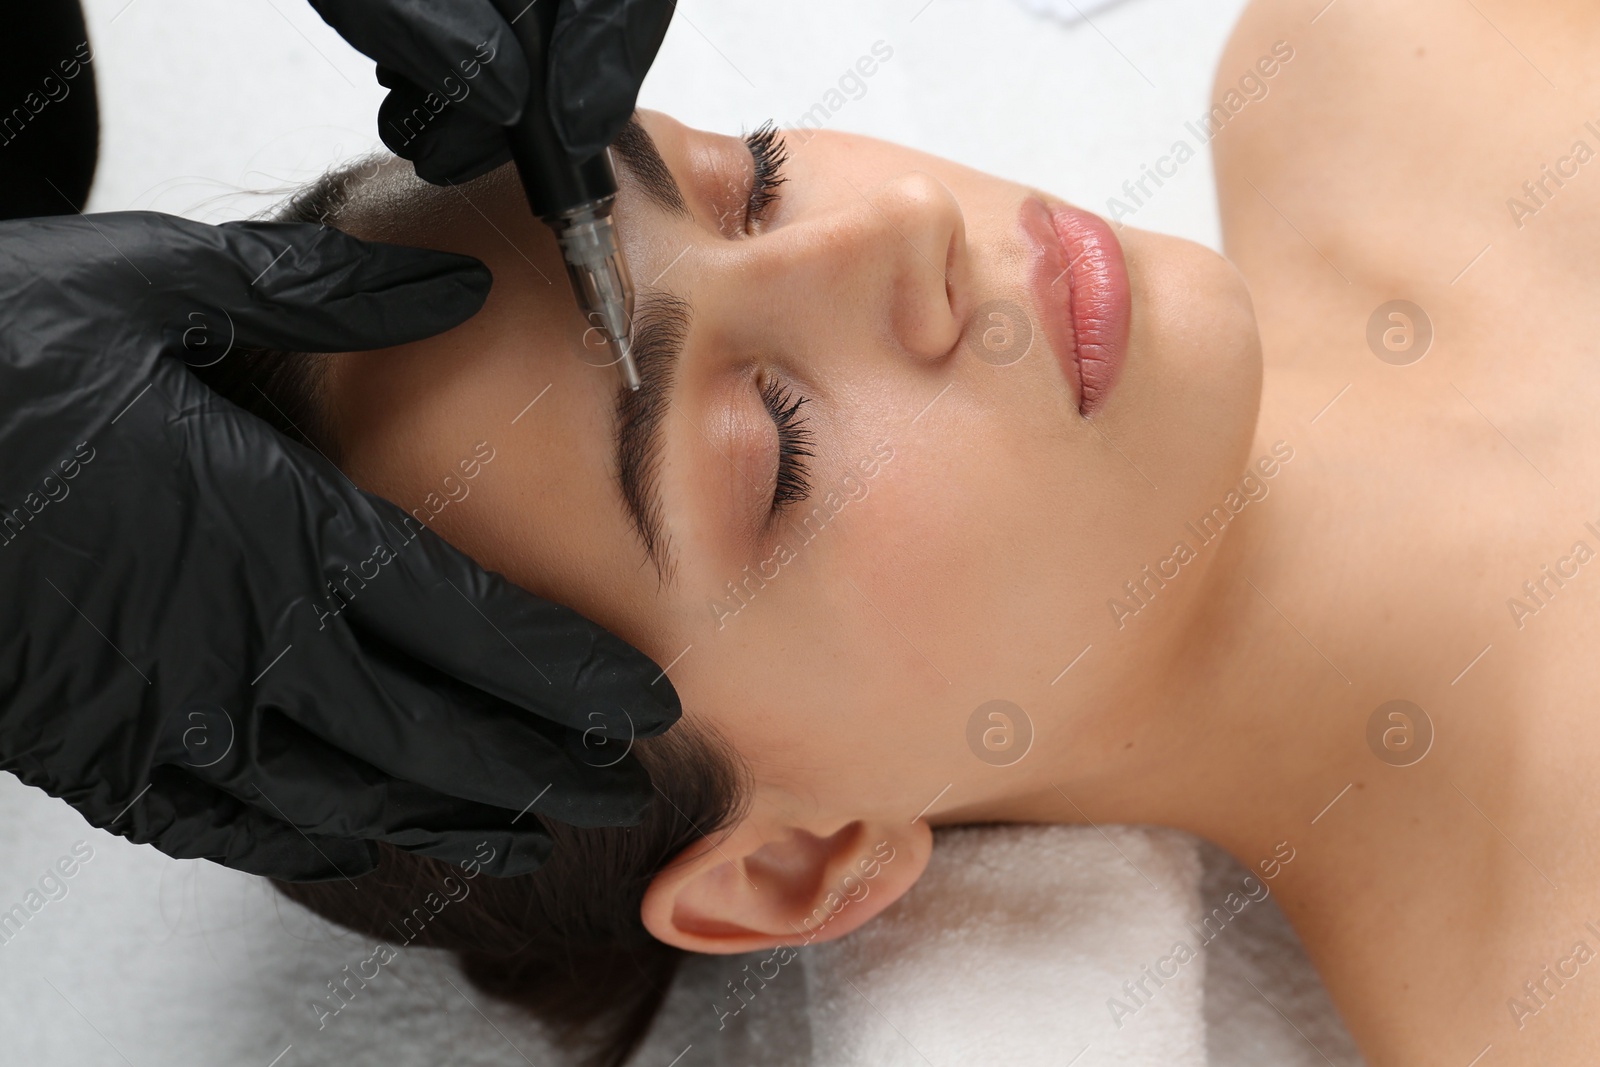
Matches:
[[194, 159, 750, 1067]]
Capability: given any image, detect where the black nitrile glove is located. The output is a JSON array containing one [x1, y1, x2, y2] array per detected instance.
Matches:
[[308, 0, 676, 184], [0, 212, 680, 882]]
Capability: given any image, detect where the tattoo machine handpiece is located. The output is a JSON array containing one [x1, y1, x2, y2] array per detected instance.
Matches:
[[493, 0, 640, 390]]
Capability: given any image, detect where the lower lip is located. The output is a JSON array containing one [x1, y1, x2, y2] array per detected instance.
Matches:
[[1022, 197, 1131, 416]]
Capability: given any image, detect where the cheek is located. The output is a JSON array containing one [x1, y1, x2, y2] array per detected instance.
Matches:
[[674, 601, 954, 808], [669, 494, 948, 771], [848, 418, 1127, 688]]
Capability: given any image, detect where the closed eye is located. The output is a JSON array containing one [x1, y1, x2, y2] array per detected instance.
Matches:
[[759, 377, 813, 513], [742, 120, 789, 233]]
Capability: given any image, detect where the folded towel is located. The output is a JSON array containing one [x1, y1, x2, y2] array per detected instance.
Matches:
[[632, 824, 1211, 1066], [1198, 840, 1365, 1067], [801, 824, 1207, 1066]]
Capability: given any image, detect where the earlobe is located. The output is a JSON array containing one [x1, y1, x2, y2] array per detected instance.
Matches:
[[639, 810, 933, 955]]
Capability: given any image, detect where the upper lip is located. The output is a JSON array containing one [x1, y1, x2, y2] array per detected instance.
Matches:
[[1019, 194, 1129, 416]]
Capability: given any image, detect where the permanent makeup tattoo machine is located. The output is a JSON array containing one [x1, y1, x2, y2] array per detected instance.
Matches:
[[493, 0, 641, 390]]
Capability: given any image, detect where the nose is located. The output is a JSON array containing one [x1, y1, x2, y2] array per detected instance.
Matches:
[[747, 170, 969, 365]]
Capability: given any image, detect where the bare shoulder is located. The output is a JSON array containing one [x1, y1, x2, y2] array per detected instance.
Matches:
[[1215, 2, 1600, 593], [1211, 0, 1600, 293]]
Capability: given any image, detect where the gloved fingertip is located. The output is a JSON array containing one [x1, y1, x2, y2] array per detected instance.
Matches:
[[612, 659, 683, 740], [583, 631, 685, 738], [432, 252, 494, 300], [636, 683, 683, 739], [365, 241, 492, 292]]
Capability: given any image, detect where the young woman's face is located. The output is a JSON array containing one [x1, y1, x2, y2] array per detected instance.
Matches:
[[323, 109, 1261, 823]]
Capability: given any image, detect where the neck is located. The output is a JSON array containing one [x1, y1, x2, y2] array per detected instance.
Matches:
[[999, 422, 1386, 871]]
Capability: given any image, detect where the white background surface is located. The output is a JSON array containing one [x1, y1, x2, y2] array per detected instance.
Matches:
[[6, 2, 1289, 1065]]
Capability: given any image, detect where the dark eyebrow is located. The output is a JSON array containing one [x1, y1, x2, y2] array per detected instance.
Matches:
[[611, 116, 691, 221], [614, 290, 691, 584]]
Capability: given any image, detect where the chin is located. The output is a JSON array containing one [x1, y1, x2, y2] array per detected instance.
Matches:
[[1118, 228, 1263, 506]]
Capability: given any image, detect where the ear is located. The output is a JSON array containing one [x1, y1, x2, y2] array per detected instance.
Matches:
[[640, 803, 934, 955]]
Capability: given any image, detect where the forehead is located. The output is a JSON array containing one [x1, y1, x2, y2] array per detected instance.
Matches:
[[315, 159, 677, 657]]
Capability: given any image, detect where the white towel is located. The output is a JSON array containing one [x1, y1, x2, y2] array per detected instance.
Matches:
[[802, 825, 1207, 1067], [632, 825, 1209, 1067]]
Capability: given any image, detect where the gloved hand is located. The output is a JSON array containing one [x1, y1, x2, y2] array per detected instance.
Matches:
[[308, 0, 676, 184], [0, 212, 680, 882]]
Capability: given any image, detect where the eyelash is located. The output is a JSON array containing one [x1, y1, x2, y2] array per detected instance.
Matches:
[[759, 378, 813, 512], [742, 120, 789, 230], [742, 120, 806, 513]]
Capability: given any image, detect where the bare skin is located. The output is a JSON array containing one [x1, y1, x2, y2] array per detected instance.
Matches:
[[307, 2, 1600, 1061], [1104, 0, 1600, 1061]]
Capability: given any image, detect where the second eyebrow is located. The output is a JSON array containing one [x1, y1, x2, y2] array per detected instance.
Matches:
[[611, 116, 692, 221]]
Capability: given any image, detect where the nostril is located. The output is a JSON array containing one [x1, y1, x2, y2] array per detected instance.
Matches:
[[944, 223, 963, 321], [944, 245, 951, 299]]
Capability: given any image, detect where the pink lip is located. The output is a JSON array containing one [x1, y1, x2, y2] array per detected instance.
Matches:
[[1021, 197, 1131, 416]]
